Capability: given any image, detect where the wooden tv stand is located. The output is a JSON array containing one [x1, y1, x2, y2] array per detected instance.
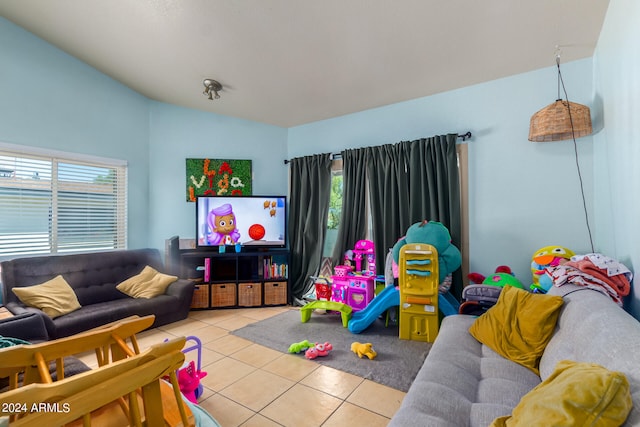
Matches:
[[168, 238, 289, 310]]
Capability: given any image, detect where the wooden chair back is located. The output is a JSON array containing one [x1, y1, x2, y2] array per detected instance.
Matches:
[[0, 315, 194, 426], [0, 315, 154, 388], [0, 338, 194, 426]]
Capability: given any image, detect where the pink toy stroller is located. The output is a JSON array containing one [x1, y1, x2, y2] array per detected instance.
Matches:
[[166, 335, 208, 403]]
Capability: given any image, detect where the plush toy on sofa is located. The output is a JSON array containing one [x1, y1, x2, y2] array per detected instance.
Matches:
[[468, 265, 525, 289], [530, 245, 574, 293], [391, 220, 462, 284]]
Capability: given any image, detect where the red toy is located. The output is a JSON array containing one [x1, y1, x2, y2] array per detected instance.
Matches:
[[305, 342, 333, 359]]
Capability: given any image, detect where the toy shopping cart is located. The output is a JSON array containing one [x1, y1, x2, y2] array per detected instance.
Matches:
[[310, 276, 332, 301]]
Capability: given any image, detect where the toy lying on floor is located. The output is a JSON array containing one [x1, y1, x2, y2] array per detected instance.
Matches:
[[351, 342, 377, 359], [305, 342, 333, 359]]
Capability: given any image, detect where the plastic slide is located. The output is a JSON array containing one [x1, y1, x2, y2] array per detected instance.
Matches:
[[348, 285, 400, 334], [438, 292, 460, 316]]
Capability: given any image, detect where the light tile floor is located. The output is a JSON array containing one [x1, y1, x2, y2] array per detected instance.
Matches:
[[80, 307, 406, 426]]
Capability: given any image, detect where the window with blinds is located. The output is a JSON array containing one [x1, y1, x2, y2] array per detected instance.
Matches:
[[0, 147, 127, 259]]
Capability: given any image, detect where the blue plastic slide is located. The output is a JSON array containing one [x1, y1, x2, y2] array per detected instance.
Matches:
[[439, 292, 460, 316], [348, 285, 400, 333]]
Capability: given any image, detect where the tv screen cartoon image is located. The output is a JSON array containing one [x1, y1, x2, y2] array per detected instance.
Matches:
[[196, 196, 286, 248]]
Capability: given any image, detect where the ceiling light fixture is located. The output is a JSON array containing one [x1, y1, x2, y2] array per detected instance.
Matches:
[[203, 79, 222, 100], [528, 49, 592, 142], [528, 48, 594, 252]]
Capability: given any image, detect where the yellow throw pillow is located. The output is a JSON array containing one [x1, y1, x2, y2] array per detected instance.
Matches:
[[12, 275, 81, 319], [490, 360, 632, 427], [116, 265, 157, 291], [117, 266, 177, 299], [468, 285, 564, 374]]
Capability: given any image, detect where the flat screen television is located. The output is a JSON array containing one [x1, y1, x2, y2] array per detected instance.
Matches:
[[196, 195, 287, 249]]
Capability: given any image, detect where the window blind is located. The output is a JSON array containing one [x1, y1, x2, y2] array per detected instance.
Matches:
[[0, 147, 127, 259]]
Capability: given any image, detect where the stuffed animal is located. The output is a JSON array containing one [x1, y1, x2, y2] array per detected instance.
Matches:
[[392, 220, 462, 284], [305, 342, 333, 359], [534, 272, 555, 294], [530, 245, 574, 290], [468, 265, 525, 289], [351, 342, 377, 360], [288, 340, 314, 354], [460, 266, 524, 315]]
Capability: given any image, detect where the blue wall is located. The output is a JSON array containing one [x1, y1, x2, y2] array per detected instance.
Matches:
[[147, 102, 288, 251], [592, 0, 640, 316], [288, 59, 596, 285], [0, 17, 289, 254], [0, 17, 151, 249]]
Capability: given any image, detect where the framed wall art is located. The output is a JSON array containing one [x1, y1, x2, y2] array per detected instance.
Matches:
[[186, 158, 252, 202]]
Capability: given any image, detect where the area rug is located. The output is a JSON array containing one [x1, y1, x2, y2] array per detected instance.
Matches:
[[231, 309, 431, 392]]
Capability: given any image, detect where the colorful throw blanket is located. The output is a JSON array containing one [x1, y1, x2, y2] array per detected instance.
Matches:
[[547, 253, 632, 306]]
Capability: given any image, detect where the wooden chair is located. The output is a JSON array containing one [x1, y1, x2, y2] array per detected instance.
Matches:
[[0, 315, 155, 389], [0, 338, 194, 426], [0, 315, 194, 426]]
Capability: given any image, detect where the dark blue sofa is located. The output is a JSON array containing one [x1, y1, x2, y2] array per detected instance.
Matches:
[[1, 249, 194, 339]]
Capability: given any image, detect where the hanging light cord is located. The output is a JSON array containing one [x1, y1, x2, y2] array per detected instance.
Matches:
[[556, 56, 595, 252]]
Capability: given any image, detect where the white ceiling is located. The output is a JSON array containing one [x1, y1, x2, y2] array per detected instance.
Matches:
[[0, 0, 610, 128]]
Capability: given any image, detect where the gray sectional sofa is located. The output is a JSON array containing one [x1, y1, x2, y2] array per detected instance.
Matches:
[[1, 248, 194, 339], [389, 284, 640, 427]]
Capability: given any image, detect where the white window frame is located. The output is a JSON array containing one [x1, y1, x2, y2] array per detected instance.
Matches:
[[0, 142, 128, 259]]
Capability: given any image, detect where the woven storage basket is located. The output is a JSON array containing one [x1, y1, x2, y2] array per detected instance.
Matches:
[[238, 282, 262, 307], [529, 99, 592, 142], [264, 281, 287, 305], [190, 283, 210, 309], [211, 283, 237, 307]]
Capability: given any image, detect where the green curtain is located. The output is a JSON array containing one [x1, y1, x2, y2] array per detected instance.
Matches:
[[363, 134, 462, 298], [403, 134, 462, 297], [365, 143, 412, 276], [331, 148, 368, 267], [288, 153, 332, 302]]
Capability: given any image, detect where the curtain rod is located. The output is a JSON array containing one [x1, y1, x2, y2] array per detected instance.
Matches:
[[283, 131, 472, 164], [458, 131, 472, 141]]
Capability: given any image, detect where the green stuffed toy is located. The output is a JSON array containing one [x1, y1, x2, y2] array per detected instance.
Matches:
[[468, 265, 525, 289], [288, 340, 314, 354], [392, 220, 462, 283]]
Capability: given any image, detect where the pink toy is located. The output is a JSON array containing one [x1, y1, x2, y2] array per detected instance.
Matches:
[[165, 335, 208, 403], [334, 265, 353, 277], [305, 342, 333, 359], [353, 239, 376, 276], [345, 275, 375, 311], [331, 240, 376, 312], [177, 360, 208, 403]]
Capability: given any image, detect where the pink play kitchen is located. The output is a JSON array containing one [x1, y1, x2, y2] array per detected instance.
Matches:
[[331, 240, 376, 312]]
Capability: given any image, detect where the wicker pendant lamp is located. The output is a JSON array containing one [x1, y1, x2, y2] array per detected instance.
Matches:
[[528, 54, 592, 142]]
